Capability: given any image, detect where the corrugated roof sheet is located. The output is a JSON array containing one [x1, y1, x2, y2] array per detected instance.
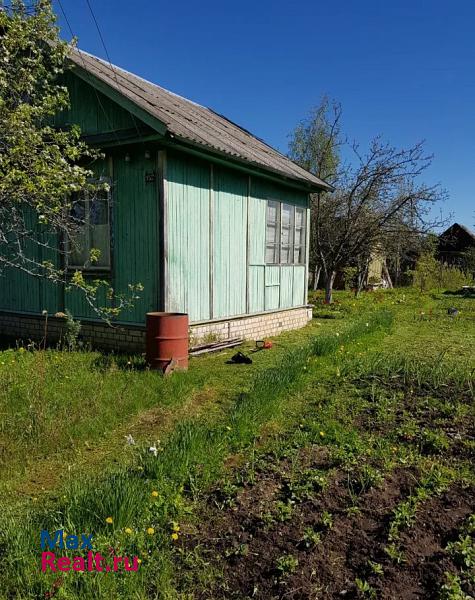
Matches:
[[68, 48, 330, 191]]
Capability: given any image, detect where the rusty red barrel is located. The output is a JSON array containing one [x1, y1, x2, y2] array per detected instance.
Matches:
[[146, 312, 189, 372]]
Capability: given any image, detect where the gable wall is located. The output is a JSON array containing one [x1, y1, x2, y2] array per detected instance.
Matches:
[[54, 71, 138, 135]]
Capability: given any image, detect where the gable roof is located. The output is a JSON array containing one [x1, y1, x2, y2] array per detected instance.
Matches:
[[439, 223, 475, 251], [67, 48, 330, 191]]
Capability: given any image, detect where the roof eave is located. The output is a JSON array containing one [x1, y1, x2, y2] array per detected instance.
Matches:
[[167, 134, 331, 193]]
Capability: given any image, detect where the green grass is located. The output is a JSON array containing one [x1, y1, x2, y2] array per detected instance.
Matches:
[[0, 287, 473, 598]]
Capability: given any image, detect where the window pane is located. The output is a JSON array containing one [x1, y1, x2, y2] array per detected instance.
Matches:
[[266, 200, 280, 264], [267, 200, 279, 224], [89, 198, 110, 267], [294, 227, 305, 247], [294, 246, 304, 264], [69, 198, 88, 266], [294, 208, 306, 264], [281, 244, 292, 264], [90, 197, 108, 225], [282, 204, 293, 227], [266, 244, 278, 263], [267, 223, 278, 244], [281, 204, 294, 258], [281, 226, 292, 246], [69, 186, 111, 269]]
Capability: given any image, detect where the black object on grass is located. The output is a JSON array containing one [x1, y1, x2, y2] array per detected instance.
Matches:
[[227, 351, 253, 365]]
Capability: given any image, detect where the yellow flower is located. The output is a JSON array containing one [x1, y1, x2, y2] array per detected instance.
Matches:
[[105, 517, 113, 524], [151, 490, 159, 497], [137, 558, 142, 564], [171, 522, 180, 532], [171, 532, 179, 541], [125, 528, 133, 535], [319, 431, 325, 437], [225, 426, 232, 431], [147, 527, 155, 535]]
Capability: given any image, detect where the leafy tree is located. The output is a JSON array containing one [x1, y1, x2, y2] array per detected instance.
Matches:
[[0, 1, 141, 319], [289, 100, 446, 302], [288, 97, 342, 290]]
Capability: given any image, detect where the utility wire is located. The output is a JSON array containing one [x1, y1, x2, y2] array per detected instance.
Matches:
[[56, 0, 124, 148], [83, 0, 148, 147]]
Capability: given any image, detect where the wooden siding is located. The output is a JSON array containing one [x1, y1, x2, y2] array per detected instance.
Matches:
[[0, 147, 310, 327], [167, 153, 211, 321], [54, 72, 137, 135], [212, 168, 248, 319], [164, 152, 310, 323]]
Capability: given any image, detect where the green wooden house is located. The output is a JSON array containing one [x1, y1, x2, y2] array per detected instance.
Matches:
[[0, 49, 329, 351]]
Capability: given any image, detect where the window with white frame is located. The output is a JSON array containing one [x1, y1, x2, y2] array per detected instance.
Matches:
[[68, 183, 111, 270], [265, 200, 307, 265]]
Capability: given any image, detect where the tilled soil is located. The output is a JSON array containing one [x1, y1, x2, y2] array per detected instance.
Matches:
[[181, 452, 474, 600]]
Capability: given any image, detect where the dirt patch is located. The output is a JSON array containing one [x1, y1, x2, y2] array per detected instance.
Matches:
[[181, 451, 475, 600]]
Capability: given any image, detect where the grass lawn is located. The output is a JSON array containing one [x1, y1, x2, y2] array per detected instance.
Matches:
[[0, 288, 473, 599]]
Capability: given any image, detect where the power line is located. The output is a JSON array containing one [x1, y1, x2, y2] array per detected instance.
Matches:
[[56, 0, 124, 148], [83, 0, 147, 147]]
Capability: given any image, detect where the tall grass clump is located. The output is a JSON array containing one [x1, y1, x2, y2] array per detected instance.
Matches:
[[340, 352, 474, 397]]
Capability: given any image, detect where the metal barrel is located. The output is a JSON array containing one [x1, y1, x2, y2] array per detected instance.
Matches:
[[145, 312, 189, 372]]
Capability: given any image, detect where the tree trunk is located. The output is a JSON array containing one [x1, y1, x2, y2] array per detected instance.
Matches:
[[313, 265, 321, 290], [324, 271, 336, 304]]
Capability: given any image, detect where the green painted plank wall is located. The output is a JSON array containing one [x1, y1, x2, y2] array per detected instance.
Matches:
[[167, 153, 211, 321], [212, 167, 248, 319], [163, 152, 310, 323], [248, 265, 265, 313], [54, 72, 137, 135], [112, 153, 159, 322]]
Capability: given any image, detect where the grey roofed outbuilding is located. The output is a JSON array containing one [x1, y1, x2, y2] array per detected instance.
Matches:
[[67, 48, 331, 192]]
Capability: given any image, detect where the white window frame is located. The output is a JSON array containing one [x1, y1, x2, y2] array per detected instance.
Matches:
[[265, 200, 307, 266]]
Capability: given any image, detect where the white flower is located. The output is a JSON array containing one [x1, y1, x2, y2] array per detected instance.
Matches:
[[125, 434, 135, 446], [365, 323, 369, 327], [149, 445, 158, 456]]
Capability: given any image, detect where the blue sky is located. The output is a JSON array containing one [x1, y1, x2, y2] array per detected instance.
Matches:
[[53, 0, 474, 229]]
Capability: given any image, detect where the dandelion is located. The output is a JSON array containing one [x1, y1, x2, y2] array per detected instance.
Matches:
[[171, 522, 180, 532], [151, 490, 159, 497], [125, 528, 133, 535], [319, 431, 325, 437], [147, 527, 155, 535], [105, 517, 113, 524], [171, 532, 179, 541]]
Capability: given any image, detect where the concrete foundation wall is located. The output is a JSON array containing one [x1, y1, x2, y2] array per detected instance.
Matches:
[[0, 306, 313, 354]]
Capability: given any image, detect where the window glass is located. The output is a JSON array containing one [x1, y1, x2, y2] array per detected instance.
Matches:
[[281, 204, 294, 264], [69, 186, 111, 269], [265, 201, 306, 265], [266, 200, 280, 264], [293, 207, 306, 265]]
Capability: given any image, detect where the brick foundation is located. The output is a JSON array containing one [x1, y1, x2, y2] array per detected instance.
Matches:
[[0, 306, 313, 353]]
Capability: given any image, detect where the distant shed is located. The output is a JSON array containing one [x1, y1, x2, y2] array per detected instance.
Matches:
[[0, 48, 329, 351], [438, 223, 475, 267]]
